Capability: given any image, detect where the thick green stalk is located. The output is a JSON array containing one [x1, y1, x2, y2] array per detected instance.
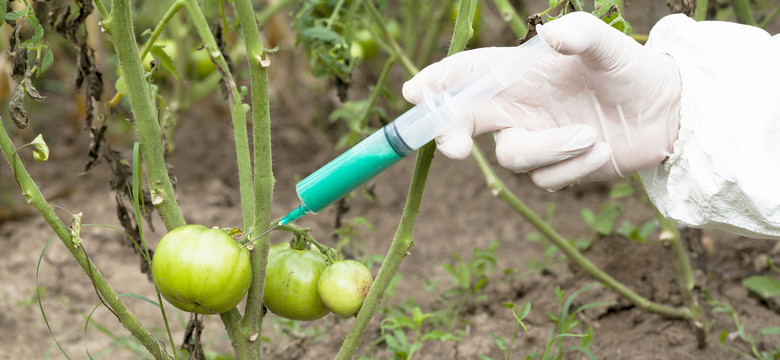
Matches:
[[336, 2, 479, 357], [491, 0, 528, 38], [0, 121, 172, 360], [178, 0, 255, 233], [694, 0, 709, 21], [335, 142, 437, 360], [234, 0, 274, 354], [102, 0, 185, 230], [470, 145, 693, 319]]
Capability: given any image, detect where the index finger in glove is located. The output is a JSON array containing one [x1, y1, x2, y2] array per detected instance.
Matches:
[[402, 46, 518, 104]]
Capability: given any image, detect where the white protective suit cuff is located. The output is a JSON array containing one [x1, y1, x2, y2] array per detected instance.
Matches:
[[639, 14, 780, 240]]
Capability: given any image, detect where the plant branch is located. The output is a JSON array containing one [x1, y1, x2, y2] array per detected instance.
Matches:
[[759, 5, 780, 28], [470, 144, 694, 319], [102, 0, 186, 230], [694, 0, 709, 21], [94, 0, 110, 19], [336, 2, 479, 357], [730, 0, 758, 25], [491, 0, 528, 38], [335, 142, 438, 360], [0, 122, 172, 360], [364, 0, 418, 75], [256, 0, 297, 26], [358, 57, 396, 128], [108, 0, 186, 109], [233, 0, 274, 353]]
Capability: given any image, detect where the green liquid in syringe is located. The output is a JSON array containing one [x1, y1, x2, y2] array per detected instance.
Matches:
[[295, 129, 404, 214]]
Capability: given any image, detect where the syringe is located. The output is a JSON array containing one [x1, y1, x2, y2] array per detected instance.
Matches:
[[248, 36, 556, 244]]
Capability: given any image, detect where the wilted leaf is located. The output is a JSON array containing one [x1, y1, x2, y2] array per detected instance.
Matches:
[[70, 212, 83, 249], [24, 76, 46, 101], [9, 83, 28, 128]]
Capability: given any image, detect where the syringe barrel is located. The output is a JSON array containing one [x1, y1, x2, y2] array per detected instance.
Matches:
[[295, 129, 404, 214], [294, 36, 555, 216]]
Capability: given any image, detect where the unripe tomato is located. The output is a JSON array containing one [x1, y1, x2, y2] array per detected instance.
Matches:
[[263, 249, 330, 321], [152, 225, 252, 314], [317, 260, 373, 317]]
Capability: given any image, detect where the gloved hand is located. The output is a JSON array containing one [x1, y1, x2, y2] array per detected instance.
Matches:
[[402, 12, 682, 190]]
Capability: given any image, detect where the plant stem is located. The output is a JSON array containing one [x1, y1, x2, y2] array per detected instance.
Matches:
[[491, 0, 528, 39], [0, 122, 172, 360], [364, 0, 417, 75], [256, 0, 297, 26], [759, 5, 780, 28], [103, 0, 186, 231], [656, 210, 706, 346], [233, 0, 274, 354], [730, 0, 757, 25], [413, 0, 455, 66], [108, 0, 185, 109], [358, 57, 396, 128], [335, 142, 438, 360], [694, 0, 709, 21], [470, 145, 693, 319], [93, 0, 109, 19], [336, 2, 478, 357]]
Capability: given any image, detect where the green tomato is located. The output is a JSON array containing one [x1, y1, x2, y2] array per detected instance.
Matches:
[[152, 225, 252, 314], [317, 260, 373, 317], [351, 29, 377, 59], [263, 249, 330, 321], [190, 47, 216, 79]]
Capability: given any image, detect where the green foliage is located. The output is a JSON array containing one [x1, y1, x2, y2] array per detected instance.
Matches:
[[541, 0, 632, 35], [334, 216, 375, 258], [440, 239, 498, 303], [481, 301, 531, 360], [529, 283, 611, 360], [328, 99, 387, 148], [708, 294, 780, 359], [373, 302, 464, 360], [742, 275, 780, 298], [580, 182, 659, 245], [291, 0, 366, 81]]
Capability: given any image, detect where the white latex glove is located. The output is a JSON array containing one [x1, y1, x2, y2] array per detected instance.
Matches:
[[402, 12, 682, 190]]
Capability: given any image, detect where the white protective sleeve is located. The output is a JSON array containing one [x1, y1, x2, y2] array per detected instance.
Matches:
[[639, 14, 780, 240]]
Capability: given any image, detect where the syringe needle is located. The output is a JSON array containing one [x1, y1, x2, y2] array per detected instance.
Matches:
[[238, 221, 280, 251]]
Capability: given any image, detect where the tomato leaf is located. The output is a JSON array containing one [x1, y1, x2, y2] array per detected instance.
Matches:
[[493, 332, 508, 351], [40, 46, 54, 76], [609, 182, 634, 199], [150, 46, 179, 80], [742, 275, 780, 298], [760, 326, 780, 336]]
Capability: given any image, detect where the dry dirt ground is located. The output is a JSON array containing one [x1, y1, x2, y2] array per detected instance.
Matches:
[[2, 2, 780, 360]]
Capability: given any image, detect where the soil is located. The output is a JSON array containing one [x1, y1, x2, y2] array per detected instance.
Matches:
[[2, 3, 780, 360]]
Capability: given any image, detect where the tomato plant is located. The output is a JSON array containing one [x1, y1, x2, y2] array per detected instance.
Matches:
[[152, 225, 252, 314], [263, 248, 331, 321], [318, 260, 373, 317]]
